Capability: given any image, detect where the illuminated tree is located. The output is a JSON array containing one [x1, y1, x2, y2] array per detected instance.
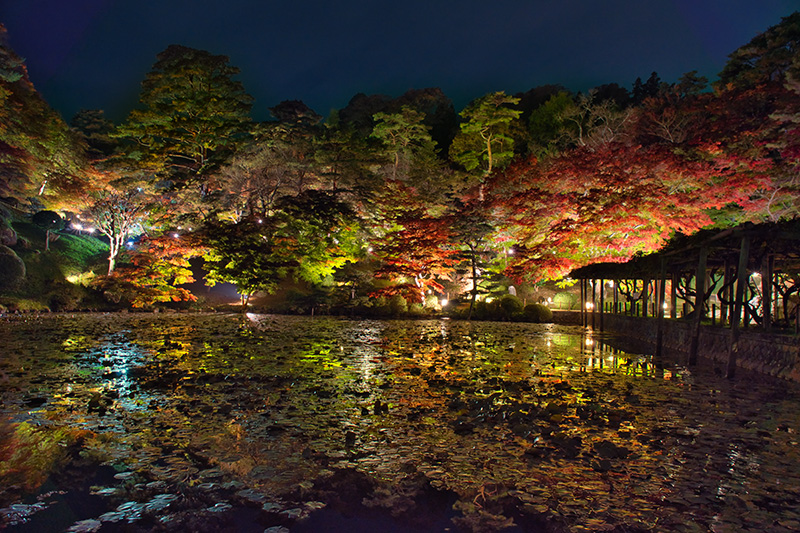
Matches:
[[0, 25, 88, 207], [203, 190, 362, 306], [496, 143, 764, 280], [449, 91, 521, 175], [371, 106, 437, 180], [372, 212, 460, 304], [717, 12, 800, 89], [97, 234, 205, 308], [83, 187, 147, 275], [557, 92, 633, 151], [115, 45, 253, 193], [527, 91, 575, 157]]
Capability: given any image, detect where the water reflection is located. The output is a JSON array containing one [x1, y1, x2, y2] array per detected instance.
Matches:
[[1, 314, 800, 532]]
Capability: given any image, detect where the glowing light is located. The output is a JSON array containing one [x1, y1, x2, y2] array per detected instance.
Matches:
[[507, 248, 515, 255], [87, 228, 96, 234], [172, 233, 179, 239], [585, 302, 594, 310], [177, 225, 182, 230], [585, 338, 594, 346], [663, 302, 669, 309], [607, 280, 614, 287], [440, 299, 449, 307], [72, 222, 83, 230], [367, 247, 373, 252], [257, 219, 263, 224]]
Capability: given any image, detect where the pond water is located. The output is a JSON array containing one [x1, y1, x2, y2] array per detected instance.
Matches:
[[1, 313, 800, 532]]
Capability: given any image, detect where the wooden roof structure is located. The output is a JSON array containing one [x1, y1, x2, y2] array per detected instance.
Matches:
[[568, 219, 800, 379]]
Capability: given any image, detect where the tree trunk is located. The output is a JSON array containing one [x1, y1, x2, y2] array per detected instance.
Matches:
[[467, 245, 478, 320]]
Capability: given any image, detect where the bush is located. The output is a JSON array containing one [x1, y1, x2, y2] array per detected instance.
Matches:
[[498, 294, 524, 319], [553, 291, 578, 310], [524, 303, 554, 323], [0, 217, 17, 246], [0, 245, 26, 291], [47, 282, 84, 311], [388, 294, 408, 316]]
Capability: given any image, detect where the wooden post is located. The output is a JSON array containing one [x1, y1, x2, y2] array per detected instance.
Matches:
[[671, 272, 678, 319], [613, 280, 618, 314], [580, 278, 586, 328], [599, 279, 605, 332], [689, 246, 708, 366], [722, 260, 730, 326], [728, 235, 751, 379], [642, 278, 649, 319], [656, 259, 667, 358], [591, 280, 596, 329], [763, 255, 773, 332]]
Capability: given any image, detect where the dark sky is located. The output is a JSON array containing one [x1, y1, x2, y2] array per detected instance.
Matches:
[[1, 0, 796, 122]]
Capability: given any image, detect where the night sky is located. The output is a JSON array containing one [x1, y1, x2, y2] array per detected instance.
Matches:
[[1, 0, 797, 122]]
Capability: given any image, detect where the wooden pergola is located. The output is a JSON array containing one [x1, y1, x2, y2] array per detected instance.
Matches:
[[570, 220, 800, 378]]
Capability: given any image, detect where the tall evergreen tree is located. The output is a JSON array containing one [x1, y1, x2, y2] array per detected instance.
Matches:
[[116, 45, 253, 193]]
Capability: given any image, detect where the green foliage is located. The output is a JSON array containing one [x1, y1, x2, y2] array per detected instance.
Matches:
[[388, 294, 409, 316], [203, 190, 361, 302], [553, 291, 579, 310], [371, 106, 438, 180], [32, 210, 63, 251], [0, 244, 25, 290], [449, 91, 521, 174], [527, 91, 575, 156], [523, 303, 554, 322], [717, 12, 800, 89], [115, 44, 253, 184], [498, 293, 524, 318], [0, 30, 88, 206]]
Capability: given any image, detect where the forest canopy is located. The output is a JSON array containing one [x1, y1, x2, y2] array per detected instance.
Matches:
[[1, 12, 799, 312]]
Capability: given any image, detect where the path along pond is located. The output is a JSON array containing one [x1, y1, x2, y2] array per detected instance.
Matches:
[[1, 313, 800, 533]]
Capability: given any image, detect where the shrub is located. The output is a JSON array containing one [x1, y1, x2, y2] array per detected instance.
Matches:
[[498, 294, 524, 319], [388, 294, 408, 316], [0, 245, 26, 291], [47, 282, 84, 311], [524, 303, 554, 323], [553, 291, 578, 310]]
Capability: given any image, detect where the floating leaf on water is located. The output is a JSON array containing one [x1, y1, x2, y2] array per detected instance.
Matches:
[[207, 502, 233, 513], [280, 508, 304, 520], [236, 488, 267, 503], [67, 519, 103, 532], [98, 511, 126, 523], [304, 501, 326, 511], [0, 502, 49, 525], [90, 487, 118, 497], [116, 501, 142, 512], [264, 527, 291, 533], [113, 471, 136, 480]]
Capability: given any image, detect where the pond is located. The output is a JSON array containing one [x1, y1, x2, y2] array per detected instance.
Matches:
[[1, 313, 800, 532]]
